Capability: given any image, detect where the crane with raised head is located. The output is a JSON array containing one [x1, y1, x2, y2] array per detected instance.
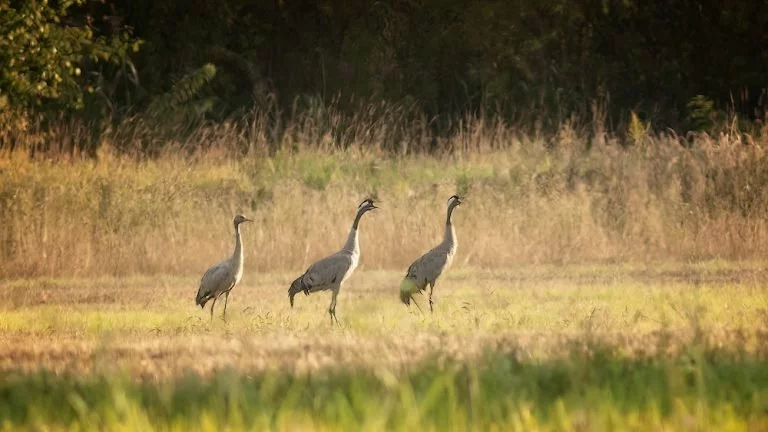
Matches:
[[288, 198, 378, 325], [400, 195, 462, 312], [196, 214, 252, 321]]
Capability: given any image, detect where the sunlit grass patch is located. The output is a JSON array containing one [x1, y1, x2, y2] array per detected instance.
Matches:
[[0, 265, 764, 429]]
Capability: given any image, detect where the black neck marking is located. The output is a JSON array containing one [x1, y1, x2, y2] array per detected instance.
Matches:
[[352, 207, 367, 230], [446, 203, 457, 225]]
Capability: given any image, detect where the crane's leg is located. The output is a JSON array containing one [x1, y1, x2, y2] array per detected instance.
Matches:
[[329, 290, 340, 326], [222, 291, 230, 322], [221, 293, 228, 321], [428, 283, 435, 312], [210, 296, 218, 322]]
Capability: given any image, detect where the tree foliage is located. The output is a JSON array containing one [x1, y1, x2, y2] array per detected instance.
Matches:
[[0, 0, 139, 111], [2, 0, 768, 131]]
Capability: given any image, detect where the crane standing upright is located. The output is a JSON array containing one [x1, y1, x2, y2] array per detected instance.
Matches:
[[288, 198, 378, 325], [196, 214, 252, 321], [400, 195, 462, 312]]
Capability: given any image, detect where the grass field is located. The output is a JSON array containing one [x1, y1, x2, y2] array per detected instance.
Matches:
[[3, 123, 768, 429], [1, 263, 767, 430]]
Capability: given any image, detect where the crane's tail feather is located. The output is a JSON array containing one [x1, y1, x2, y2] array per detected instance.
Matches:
[[288, 276, 310, 308]]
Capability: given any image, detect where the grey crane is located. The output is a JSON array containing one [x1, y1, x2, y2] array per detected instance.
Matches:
[[400, 195, 462, 312], [195, 214, 252, 321], [288, 198, 378, 325]]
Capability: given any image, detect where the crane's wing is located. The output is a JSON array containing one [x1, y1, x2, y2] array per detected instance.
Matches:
[[299, 252, 354, 293], [404, 245, 450, 288], [196, 261, 235, 306]]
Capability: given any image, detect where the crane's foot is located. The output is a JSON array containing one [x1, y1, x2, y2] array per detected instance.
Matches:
[[428, 297, 434, 312], [329, 309, 340, 326]]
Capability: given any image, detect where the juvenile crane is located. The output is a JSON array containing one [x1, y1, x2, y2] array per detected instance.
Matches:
[[400, 195, 462, 312], [195, 214, 252, 321], [288, 198, 378, 325]]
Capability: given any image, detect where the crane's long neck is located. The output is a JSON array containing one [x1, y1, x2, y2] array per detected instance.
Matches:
[[444, 205, 457, 247], [446, 203, 457, 225], [343, 209, 365, 253], [352, 208, 366, 230], [342, 227, 359, 254], [232, 223, 244, 267]]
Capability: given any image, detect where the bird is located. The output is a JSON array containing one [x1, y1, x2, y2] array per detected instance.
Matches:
[[195, 214, 252, 321], [288, 198, 378, 325], [400, 195, 462, 312]]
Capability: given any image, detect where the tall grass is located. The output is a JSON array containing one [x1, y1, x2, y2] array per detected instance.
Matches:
[[1, 346, 767, 431], [2, 111, 768, 278]]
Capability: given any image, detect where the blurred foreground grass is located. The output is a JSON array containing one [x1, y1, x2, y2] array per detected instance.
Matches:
[[1, 347, 767, 431]]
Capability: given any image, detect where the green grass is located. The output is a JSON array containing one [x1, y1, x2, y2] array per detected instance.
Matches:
[[1, 348, 767, 431], [1, 266, 766, 336], [0, 264, 767, 430]]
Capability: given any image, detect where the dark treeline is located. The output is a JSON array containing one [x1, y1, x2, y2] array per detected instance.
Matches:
[[3, 0, 768, 134]]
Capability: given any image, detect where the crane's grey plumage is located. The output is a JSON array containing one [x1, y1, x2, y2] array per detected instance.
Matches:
[[288, 198, 377, 325], [400, 195, 462, 312], [196, 214, 252, 321]]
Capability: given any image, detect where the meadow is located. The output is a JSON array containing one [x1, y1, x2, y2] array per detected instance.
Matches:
[[1, 118, 768, 430], [1, 265, 767, 430]]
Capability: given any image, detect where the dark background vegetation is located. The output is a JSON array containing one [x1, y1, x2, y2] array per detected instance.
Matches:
[[2, 0, 768, 138]]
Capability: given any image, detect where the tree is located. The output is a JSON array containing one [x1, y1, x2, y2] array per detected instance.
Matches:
[[0, 0, 139, 111]]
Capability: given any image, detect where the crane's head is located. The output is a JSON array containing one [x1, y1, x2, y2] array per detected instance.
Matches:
[[447, 195, 463, 208], [400, 290, 412, 306], [233, 214, 253, 227], [357, 198, 378, 214], [399, 278, 419, 307]]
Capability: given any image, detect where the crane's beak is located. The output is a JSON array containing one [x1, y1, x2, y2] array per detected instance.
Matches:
[[244, 218, 254, 223]]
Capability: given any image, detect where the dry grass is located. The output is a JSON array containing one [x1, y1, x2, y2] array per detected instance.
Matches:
[[3, 118, 768, 278]]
